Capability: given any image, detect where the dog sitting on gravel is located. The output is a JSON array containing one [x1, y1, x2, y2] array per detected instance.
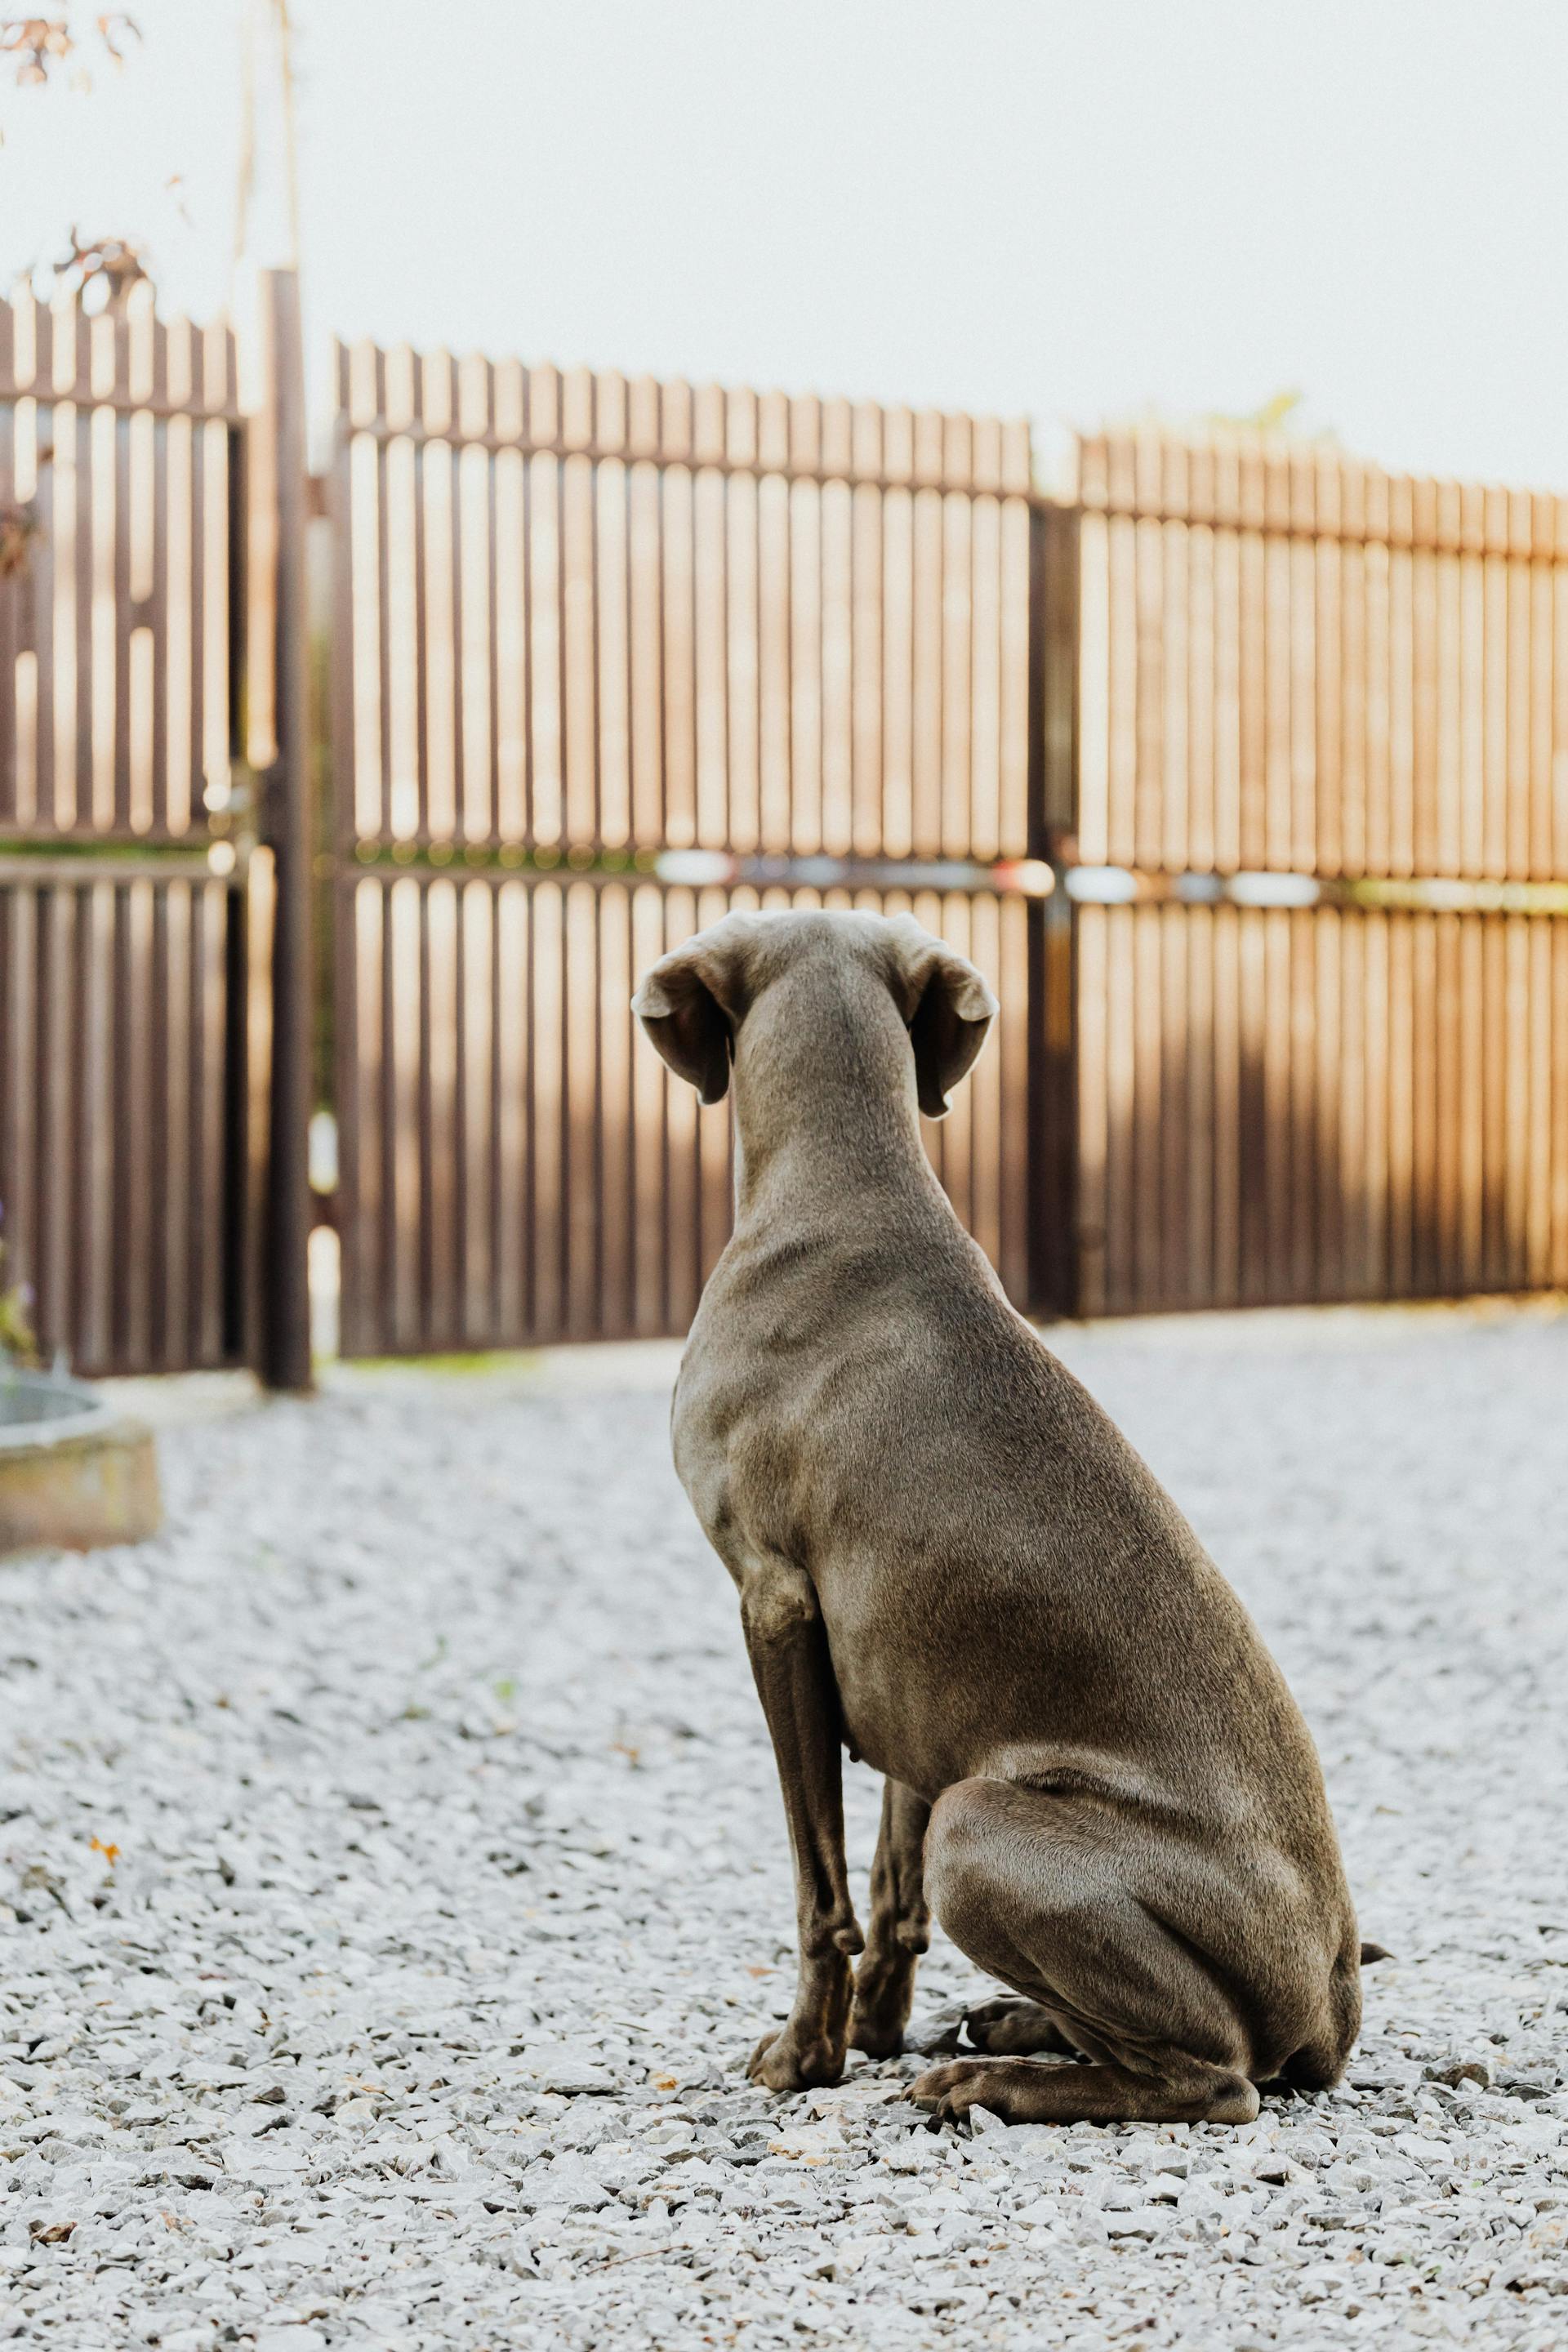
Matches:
[[632, 908, 1367, 2127]]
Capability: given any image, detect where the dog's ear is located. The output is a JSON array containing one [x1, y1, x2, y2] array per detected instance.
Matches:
[[888, 920, 1000, 1119], [631, 931, 737, 1105]]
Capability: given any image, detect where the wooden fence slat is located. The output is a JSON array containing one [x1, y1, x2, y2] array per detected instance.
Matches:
[[457, 410, 492, 845], [1552, 923, 1568, 1283], [819, 476, 853, 856], [850, 476, 884, 858], [1158, 514, 1188, 875], [790, 477, 825, 855], [909, 481, 943, 860], [757, 470, 794, 854], [1262, 481, 1291, 870], [998, 494, 1031, 859], [598, 882, 633, 1334], [562, 450, 599, 845], [661, 444, 697, 849], [494, 879, 528, 1334], [595, 455, 630, 850], [727, 458, 761, 854], [1158, 903, 1187, 1304]]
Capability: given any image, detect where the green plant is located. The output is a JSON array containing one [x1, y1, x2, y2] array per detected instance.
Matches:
[[0, 1205, 37, 1365]]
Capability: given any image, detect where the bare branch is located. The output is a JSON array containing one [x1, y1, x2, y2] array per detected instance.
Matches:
[[50, 224, 154, 309], [0, 11, 139, 87]]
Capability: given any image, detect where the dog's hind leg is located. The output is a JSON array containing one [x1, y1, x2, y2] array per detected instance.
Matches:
[[849, 1780, 930, 2057], [737, 1560, 864, 2093], [908, 1776, 1264, 2127], [911, 2050, 1258, 2125]]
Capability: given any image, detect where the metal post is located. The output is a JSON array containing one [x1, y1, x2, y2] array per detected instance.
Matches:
[[254, 267, 314, 1389], [1026, 497, 1081, 1320]]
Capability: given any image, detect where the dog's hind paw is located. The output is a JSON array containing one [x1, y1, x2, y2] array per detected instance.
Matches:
[[908, 2057, 1020, 2126], [909, 2055, 1261, 2127], [962, 1998, 1078, 2057]]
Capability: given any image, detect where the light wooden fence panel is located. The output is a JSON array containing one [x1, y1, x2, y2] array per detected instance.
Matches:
[[0, 285, 241, 843], [1073, 432, 1568, 882], [332, 342, 1034, 861], [0, 286, 251, 1374]]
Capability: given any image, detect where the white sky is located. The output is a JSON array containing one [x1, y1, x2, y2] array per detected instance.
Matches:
[[2, 0, 1565, 488]]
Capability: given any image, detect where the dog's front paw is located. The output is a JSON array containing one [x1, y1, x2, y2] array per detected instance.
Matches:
[[747, 2025, 845, 2094]]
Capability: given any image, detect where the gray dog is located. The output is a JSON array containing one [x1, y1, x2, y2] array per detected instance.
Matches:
[[632, 906, 1368, 2126]]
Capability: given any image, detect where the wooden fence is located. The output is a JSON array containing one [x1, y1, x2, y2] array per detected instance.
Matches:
[[1063, 434, 1568, 1315], [7, 287, 1568, 1375], [328, 343, 1040, 1353]]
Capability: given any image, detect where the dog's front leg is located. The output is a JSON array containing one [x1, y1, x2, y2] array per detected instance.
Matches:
[[739, 1561, 862, 2092]]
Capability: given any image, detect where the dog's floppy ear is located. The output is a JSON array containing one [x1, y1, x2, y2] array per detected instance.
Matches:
[[631, 933, 736, 1105], [889, 919, 1000, 1119]]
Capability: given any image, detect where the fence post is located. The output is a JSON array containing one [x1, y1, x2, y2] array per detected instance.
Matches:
[[252, 267, 314, 1390], [1028, 495, 1083, 1318]]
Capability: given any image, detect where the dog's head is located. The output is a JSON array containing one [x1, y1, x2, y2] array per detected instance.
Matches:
[[630, 909, 998, 1119]]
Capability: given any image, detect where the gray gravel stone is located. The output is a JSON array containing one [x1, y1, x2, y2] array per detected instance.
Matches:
[[1, 1307, 1565, 2345]]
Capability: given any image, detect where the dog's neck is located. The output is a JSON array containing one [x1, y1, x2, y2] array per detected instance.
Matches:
[[728, 969, 938, 1228]]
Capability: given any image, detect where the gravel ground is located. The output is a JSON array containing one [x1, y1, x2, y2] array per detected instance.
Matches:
[[2, 1303, 1567, 2350]]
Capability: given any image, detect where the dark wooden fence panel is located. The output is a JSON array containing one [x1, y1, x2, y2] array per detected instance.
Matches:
[[1076, 900, 1568, 1316], [335, 871, 1031, 1356], [0, 863, 243, 1373]]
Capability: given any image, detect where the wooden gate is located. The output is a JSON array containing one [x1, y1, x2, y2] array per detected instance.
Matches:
[[0, 285, 254, 1375], [327, 343, 1045, 1352]]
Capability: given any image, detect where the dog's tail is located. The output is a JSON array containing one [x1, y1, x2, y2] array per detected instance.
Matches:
[[1360, 1940, 1391, 1966]]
